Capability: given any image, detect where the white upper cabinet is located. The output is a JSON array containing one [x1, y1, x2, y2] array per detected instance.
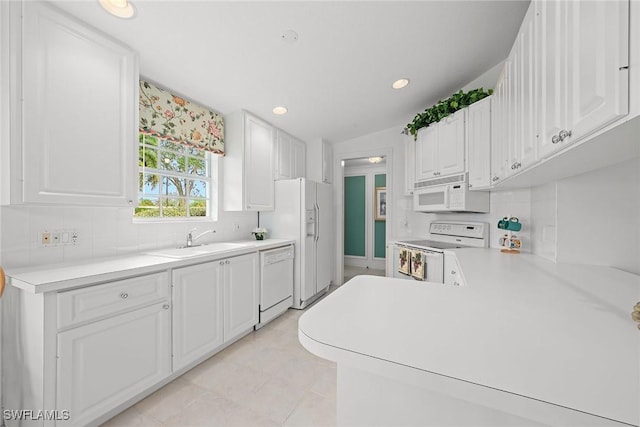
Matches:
[[565, 1, 629, 143], [467, 96, 492, 190], [276, 130, 306, 180], [437, 109, 466, 177], [416, 125, 438, 180], [416, 108, 466, 181], [322, 141, 333, 183], [223, 111, 275, 211], [490, 0, 629, 187], [14, 1, 137, 206], [403, 134, 416, 195], [537, 0, 629, 159]]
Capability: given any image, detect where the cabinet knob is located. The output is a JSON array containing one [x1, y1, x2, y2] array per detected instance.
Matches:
[[558, 129, 572, 141], [451, 270, 456, 275], [220, 261, 224, 265], [468, 184, 473, 188], [225, 260, 230, 264], [492, 176, 499, 182], [162, 304, 170, 310], [127, 200, 133, 204], [120, 292, 128, 299], [552, 134, 560, 144], [453, 282, 460, 286]]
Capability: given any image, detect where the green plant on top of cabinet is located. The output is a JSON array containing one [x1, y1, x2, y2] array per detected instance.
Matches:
[[407, 88, 492, 139], [223, 111, 275, 211], [415, 108, 466, 181], [6, 1, 138, 206]]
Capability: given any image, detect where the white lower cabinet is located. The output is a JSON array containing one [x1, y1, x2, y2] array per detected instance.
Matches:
[[57, 302, 171, 426], [4, 251, 261, 427], [223, 253, 259, 342], [172, 261, 225, 371], [172, 252, 258, 371]]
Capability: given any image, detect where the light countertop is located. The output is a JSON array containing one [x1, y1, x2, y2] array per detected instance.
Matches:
[[299, 249, 640, 426], [6, 239, 294, 294]]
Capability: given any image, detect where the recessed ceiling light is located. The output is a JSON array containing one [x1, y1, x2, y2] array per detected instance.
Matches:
[[392, 78, 410, 89], [272, 106, 288, 115], [99, 0, 135, 19]]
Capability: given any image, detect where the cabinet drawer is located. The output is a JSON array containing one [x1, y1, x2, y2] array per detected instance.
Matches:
[[58, 272, 170, 329]]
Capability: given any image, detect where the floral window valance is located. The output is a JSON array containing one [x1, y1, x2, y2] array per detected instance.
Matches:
[[139, 80, 224, 155]]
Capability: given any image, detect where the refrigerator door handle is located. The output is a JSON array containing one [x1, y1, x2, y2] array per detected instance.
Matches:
[[314, 203, 320, 242]]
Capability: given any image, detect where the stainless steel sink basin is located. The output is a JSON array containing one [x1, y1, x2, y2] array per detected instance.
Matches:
[[147, 242, 250, 259]]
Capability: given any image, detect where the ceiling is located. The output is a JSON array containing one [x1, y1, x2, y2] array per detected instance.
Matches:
[[51, 0, 530, 144]]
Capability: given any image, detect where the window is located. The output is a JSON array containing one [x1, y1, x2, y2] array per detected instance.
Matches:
[[136, 134, 213, 219]]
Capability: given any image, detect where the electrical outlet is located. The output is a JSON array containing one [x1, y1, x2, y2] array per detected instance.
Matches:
[[52, 232, 61, 244], [42, 232, 51, 245], [232, 223, 240, 231]]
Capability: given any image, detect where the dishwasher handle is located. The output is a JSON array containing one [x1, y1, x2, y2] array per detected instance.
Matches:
[[262, 245, 294, 265]]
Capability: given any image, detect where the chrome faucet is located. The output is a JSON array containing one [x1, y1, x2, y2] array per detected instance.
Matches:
[[186, 228, 216, 247]]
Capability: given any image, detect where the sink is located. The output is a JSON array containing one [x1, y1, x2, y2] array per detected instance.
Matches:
[[147, 242, 250, 259]]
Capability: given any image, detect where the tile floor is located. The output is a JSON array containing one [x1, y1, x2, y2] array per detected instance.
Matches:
[[102, 306, 337, 427], [343, 265, 385, 283]]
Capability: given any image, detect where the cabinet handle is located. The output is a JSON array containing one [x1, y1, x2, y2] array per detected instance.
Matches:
[[453, 282, 460, 286], [225, 260, 230, 264], [451, 270, 456, 275], [558, 129, 572, 141], [468, 184, 473, 188], [220, 261, 224, 265], [552, 134, 560, 144], [162, 304, 170, 310], [120, 292, 128, 299], [492, 176, 499, 182]]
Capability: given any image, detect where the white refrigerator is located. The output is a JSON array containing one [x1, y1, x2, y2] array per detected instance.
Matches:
[[262, 178, 333, 309]]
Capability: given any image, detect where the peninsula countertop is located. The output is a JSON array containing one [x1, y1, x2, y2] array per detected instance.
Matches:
[[299, 249, 640, 426]]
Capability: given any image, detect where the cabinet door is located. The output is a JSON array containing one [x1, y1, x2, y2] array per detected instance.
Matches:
[[293, 139, 306, 178], [21, 2, 137, 206], [537, 0, 570, 159], [57, 302, 170, 427], [437, 109, 466, 177], [491, 68, 509, 184], [276, 130, 293, 180], [415, 125, 438, 180], [518, 4, 538, 170], [244, 114, 275, 210], [322, 141, 333, 183], [566, 0, 629, 142], [467, 97, 492, 190], [224, 253, 259, 342], [172, 262, 224, 371], [404, 134, 416, 195]]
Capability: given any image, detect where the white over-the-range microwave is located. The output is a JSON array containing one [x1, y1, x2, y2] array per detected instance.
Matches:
[[413, 173, 490, 213]]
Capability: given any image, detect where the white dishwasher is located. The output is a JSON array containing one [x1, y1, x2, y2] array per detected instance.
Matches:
[[256, 244, 294, 329]]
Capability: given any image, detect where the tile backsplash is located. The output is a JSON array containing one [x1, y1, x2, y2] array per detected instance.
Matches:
[[0, 206, 257, 269]]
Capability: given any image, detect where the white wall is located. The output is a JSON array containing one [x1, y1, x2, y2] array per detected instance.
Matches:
[[555, 158, 640, 274]]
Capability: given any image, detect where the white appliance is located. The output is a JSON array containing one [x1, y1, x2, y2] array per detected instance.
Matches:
[[392, 221, 489, 283], [261, 179, 333, 309], [256, 245, 294, 329], [413, 173, 490, 213]]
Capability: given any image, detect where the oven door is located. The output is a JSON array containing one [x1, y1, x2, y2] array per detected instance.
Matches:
[[413, 185, 450, 212]]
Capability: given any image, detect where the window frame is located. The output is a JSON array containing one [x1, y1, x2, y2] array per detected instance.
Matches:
[[134, 133, 218, 222]]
